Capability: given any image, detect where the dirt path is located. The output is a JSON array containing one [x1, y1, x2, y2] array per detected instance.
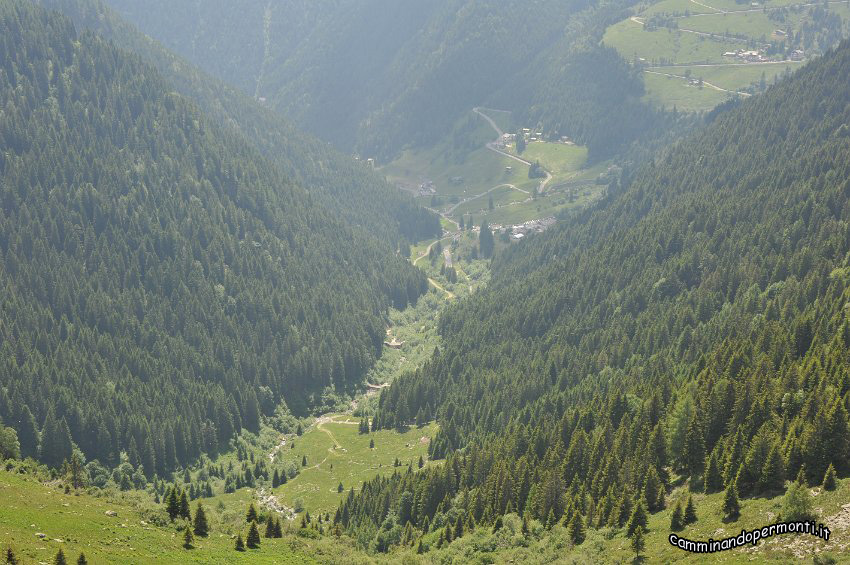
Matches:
[[474, 107, 553, 194], [427, 278, 455, 299], [648, 61, 804, 68], [689, 0, 725, 13], [644, 69, 752, 96], [688, 0, 848, 16], [413, 236, 452, 267], [629, 15, 767, 46], [447, 183, 527, 215]]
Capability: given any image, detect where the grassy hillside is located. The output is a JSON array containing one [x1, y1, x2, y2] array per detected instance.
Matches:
[[272, 418, 439, 516], [0, 463, 317, 564], [603, 0, 849, 111]]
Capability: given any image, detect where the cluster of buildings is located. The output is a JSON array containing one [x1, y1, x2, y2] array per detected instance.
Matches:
[[489, 217, 557, 241], [722, 46, 804, 64], [418, 179, 437, 196], [723, 49, 770, 63], [495, 129, 573, 151]]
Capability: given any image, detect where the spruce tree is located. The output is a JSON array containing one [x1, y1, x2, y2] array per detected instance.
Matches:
[[54, 549, 67, 565], [16, 406, 39, 460], [683, 495, 697, 525], [193, 502, 209, 537], [493, 515, 503, 532], [166, 488, 180, 521], [234, 534, 245, 551], [723, 482, 740, 520], [274, 518, 283, 538], [568, 513, 586, 545], [704, 452, 723, 493], [760, 445, 785, 494], [796, 466, 808, 486], [183, 526, 194, 549], [246, 521, 261, 549], [179, 491, 191, 520], [670, 502, 684, 531], [272, 469, 280, 488], [631, 526, 645, 559], [76, 553, 87, 565], [246, 502, 258, 523], [683, 414, 705, 477], [265, 515, 275, 538], [822, 463, 838, 491], [627, 500, 648, 537], [5, 547, 17, 565], [454, 515, 464, 539], [644, 466, 663, 512]]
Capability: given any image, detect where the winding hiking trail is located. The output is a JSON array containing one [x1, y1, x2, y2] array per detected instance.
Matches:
[[644, 69, 752, 97], [412, 236, 457, 298], [446, 182, 528, 215], [629, 15, 766, 46], [473, 107, 553, 194]]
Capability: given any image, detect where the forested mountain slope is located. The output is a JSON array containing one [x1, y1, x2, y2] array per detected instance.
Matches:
[[103, 0, 668, 162], [341, 40, 850, 549], [0, 0, 427, 475], [36, 0, 440, 245]]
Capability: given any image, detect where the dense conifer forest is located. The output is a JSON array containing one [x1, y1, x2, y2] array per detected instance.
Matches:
[[38, 0, 441, 245], [2, 0, 849, 562], [345, 39, 850, 550], [0, 0, 427, 474]]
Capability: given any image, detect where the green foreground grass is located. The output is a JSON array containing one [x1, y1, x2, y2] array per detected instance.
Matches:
[[0, 464, 319, 564], [4, 461, 849, 563]]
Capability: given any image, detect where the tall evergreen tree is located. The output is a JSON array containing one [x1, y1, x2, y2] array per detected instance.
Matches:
[[166, 488, 180, 521], [704, 452, 723, 493], [723, 482, 740, 520], [568, 512, 586, 545], [670, 502, 683, 531], [193, 502, 209, 537], [179, 491, 191, 520], [822, 463, 838, 491], [246, 503, 258, 523], [626, 500, 648, 537], [246, 521, 261, 549], [683, 495, 697, 525]]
